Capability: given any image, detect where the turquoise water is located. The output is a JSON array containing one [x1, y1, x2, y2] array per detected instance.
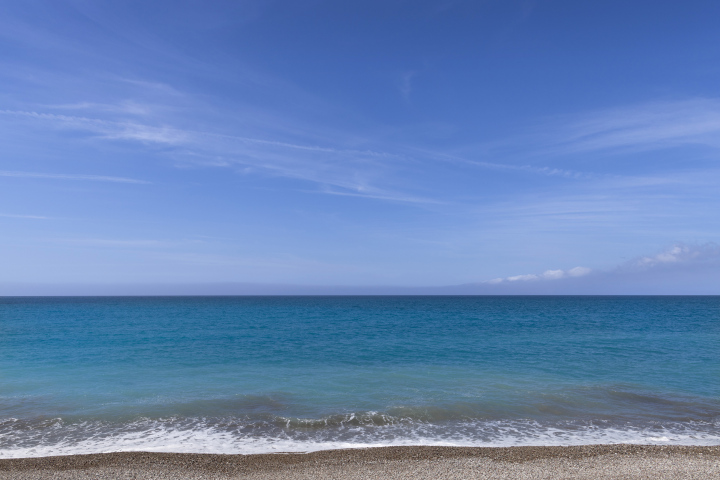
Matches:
[[1, 296, 719, 457]]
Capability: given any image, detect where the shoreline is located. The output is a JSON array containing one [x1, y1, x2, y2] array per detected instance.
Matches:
[[1, 445, 719, 479]]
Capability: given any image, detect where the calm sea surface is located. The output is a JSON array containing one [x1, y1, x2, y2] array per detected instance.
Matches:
[[1, 296, 718, 457]]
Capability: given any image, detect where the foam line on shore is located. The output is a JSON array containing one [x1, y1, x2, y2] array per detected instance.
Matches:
[[3, 416, 719, 458]]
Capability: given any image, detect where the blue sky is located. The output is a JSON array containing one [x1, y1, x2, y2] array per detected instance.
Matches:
[[2, 0, 720, 293]]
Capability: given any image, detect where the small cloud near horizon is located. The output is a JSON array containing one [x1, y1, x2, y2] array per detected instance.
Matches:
[[482, 243, 720, 288], [486, 266, 591, 284], [626, 243, 720, 270]]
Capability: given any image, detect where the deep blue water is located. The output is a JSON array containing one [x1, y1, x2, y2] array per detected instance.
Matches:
[[1, 296, 718, 457]]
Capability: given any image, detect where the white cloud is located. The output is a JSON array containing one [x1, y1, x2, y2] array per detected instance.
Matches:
[[626, 243, 720, 270], [567, 266, 592, 277], [487, 266, 591, 284], [506, 273, 539, 282], [541, 269, 565, 279], [484, 244, 720, 289]]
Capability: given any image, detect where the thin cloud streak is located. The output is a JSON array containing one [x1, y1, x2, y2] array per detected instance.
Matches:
[[1, 110, 189, 145], [3, 109, 401, 158], [2, 107, 600, 208], [0, 213, 49, 219], [4, 108, 446, 205], [45, 101, 153, 116], [9, 97, 720, 217], [0, 170, 150, 184], [406, 146, 597, 180], [546, 98, 720, 154], [317, 187, 446, 205], [468, 159, 594, 179], [56, 238, 173, 248]]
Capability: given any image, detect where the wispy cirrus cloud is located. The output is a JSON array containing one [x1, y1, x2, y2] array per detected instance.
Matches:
[[464, 159, 595, 179], [404, 146, 598, 180], [1, 110, 188, 145], [0, 105, 598, 206], [2, 108, 449, 204], [399, 97, 720, 191], [317, 186, 446, 205], [0, 213, 49, 219], [45, 101, 153, 116], [0, 170, 149, 184], [546, 98, 720, 154], [11, 97, 720, 214], [2, 108, 391, 166], [56, 238, 173, 248]]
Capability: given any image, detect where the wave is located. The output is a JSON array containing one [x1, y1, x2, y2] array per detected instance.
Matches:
[[2, 385, 718, 458], [1, 414, 718, 459]]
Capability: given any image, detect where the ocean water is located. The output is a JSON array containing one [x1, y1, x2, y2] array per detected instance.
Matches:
[[1, 296, 718, 458]]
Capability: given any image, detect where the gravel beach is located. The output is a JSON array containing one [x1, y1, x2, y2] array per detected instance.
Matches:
[[1, 445, 718, 479]]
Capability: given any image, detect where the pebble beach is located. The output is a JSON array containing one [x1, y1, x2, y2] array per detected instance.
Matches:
[[1, 445, 719, 479]]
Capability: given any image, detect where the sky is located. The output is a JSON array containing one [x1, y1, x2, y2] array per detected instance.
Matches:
[[2, 0, 720, 294]]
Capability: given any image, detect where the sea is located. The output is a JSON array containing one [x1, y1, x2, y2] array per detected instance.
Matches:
[[1, 296, 718, 458]]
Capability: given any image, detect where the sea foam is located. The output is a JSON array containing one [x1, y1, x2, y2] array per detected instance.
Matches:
[[1, 417, 719, 458]]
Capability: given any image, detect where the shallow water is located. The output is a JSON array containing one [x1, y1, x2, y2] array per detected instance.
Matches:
[[1, 296, 718, 457]]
